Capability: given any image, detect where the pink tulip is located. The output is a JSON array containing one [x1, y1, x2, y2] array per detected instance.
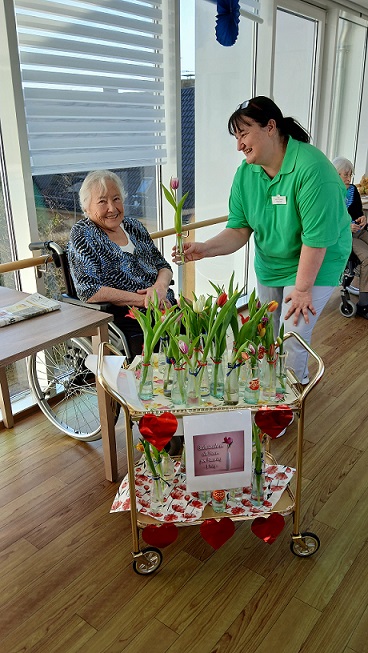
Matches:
[[170, 177, 179, 190], [223, 436, 233, 446], [178, 340, 188, 354]]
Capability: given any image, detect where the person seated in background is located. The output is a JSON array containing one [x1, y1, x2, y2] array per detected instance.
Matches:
[[333, 157, 368, 319], [67, 169, 176, 358]]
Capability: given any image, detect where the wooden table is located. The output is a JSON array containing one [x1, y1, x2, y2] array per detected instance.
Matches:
[[0, 287, 118, 482]]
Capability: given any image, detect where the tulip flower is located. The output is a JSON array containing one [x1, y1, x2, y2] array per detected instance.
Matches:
[[223, 436, 233, 447], [217, 292, 228, 307], [240, 314, 250, 324], [268, 300, 278, 312], [178, 340, 188, 355], [170, 177, 179, 190], [193, 294, 206, 314]]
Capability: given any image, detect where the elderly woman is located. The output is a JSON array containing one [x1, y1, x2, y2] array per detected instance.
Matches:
[[67, 169, 176, 357], [333, 157, 368, 319]]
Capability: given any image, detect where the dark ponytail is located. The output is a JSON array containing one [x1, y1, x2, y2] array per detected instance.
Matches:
[[228, 96, 310, 144]]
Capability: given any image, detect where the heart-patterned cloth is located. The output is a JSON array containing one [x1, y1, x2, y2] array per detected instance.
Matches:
[[138, 412, 178, 450], [251, 512, 285, 544], [200, 517, 235, 549], [254, 406, 294, 439], [142, 523, 178, 548]]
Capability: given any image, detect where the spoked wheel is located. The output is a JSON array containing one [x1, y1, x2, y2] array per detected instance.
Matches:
[[290, 532, 320, 557], [132, 547, 163, 575], [27, 337, 108, 441], [339, 300, 356, 317]]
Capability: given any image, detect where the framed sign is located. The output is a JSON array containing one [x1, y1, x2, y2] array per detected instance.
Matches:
[[183, 410, 252, 492]]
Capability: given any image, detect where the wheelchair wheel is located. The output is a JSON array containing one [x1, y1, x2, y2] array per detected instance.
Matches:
[[27, 337, 104, 441], [339, 300, 357, 317]]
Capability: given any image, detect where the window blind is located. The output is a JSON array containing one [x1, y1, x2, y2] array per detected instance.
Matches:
[[14, 0, 166, 175]]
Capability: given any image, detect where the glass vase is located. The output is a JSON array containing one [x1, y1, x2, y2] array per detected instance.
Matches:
[[187, 367, 202, 406], [262, 356, 278, 402], [175, 232, 185, 266], [243, 360, 260, 405], [138, 359, 154, 400], [276, 352, 288, 395], [158, 337, 168, 377], [210, 358, 224, 400], [224, 363, 239, 405], [163, 358, 173, 397], [171, 365, 187, 405], [150, 475, 164, 511], [161, 450, 175, 482], [211, 490, 226, 513], [197, 361, 209, 397], [251, 433, 266, 506]]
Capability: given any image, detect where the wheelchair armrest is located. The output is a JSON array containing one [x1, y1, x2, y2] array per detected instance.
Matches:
[[61, 293, 113, 313]]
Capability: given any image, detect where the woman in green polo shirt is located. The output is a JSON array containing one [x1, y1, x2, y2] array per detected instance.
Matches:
[[173, 96, 351, 384]]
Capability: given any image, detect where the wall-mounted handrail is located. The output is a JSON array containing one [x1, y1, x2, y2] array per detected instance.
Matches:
[[0, 255, 51, 274], [0, 215, 228, 274]]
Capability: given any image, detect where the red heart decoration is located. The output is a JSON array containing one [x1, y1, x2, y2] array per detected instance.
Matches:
[[251, 513, 285, 544], [254, 407, 294, 439], [142, 523, 178, 548], [138, 412, 178, 451], [200, 518, 235, 550]]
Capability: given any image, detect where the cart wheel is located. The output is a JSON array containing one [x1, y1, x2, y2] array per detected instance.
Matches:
[[339, 300, 356, 317], [290, 532, 320, 557], [132, 547, 163, 575]]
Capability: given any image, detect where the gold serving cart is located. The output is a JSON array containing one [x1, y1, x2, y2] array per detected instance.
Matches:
[[97, 332, 324, 575]]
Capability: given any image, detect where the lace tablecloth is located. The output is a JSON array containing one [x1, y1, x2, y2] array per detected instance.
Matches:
[[111, 457, 295, 522]]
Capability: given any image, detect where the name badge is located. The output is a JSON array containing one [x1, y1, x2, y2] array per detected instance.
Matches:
[[272, 195, 287, 205]]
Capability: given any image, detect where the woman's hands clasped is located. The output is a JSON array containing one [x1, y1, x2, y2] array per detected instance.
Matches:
[[351, 215, 367, 234]]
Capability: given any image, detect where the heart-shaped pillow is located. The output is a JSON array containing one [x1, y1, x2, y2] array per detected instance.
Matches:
[[142, 523, 178, 548], [200, 517, 235, 550], [254, 407, 294, 439], [251, 512, 285, 544], [138, 412, 178, 451]]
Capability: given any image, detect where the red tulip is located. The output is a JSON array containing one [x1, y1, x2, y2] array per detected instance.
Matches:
[[217, 292, 227, 307]]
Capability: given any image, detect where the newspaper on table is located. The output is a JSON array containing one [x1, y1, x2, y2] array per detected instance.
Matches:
[[0, 292, 61, 328]]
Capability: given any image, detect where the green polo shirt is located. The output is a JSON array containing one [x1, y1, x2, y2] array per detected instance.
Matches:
[[227, 137, 352, 286]]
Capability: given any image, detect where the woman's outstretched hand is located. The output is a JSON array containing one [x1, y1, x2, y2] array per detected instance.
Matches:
[[172, 241, 206, 264]]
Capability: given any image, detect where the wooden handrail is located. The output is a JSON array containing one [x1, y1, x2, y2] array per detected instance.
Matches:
[[150, 214, 227, 239], [0, 255, 51, 274], [0, 215, 228, 275]]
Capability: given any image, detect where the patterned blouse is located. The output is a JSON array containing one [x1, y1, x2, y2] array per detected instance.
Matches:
[[67, 216, 175, 304]]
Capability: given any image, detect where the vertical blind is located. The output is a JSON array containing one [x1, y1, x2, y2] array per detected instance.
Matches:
[[14, 0, 166, 175]]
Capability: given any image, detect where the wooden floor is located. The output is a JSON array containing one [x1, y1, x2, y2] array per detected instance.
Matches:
[[1, 288, 368, 653]]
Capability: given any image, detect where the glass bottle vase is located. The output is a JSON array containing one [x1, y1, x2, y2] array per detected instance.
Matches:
[[150, 475, 164, 510], [261, 356, 278, 402], [224, 363, 239, 405], [251, 436, 266, 506], [243, 360, 260, 405], [171, 365, 187, 405], [187, 367, 202, 406], [138, 360, 154, 400], [175, 232, 185, 266], [276, 352, 288, 395], [210, 358, 224, 400]]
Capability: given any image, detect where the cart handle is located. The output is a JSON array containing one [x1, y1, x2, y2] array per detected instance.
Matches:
[[283, 331, 324, 402]]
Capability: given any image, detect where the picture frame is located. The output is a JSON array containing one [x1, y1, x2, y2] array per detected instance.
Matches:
[[183, 409, 253, 492]]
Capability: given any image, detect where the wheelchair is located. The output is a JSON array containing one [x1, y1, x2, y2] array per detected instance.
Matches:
[[27, 241, 131, 441], [339, 251, 360, 318]]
